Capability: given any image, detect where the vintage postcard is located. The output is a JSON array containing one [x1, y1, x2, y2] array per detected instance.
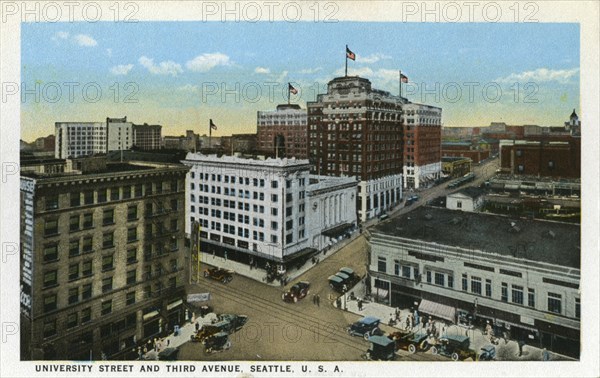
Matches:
[[1, 1, 598, 377]]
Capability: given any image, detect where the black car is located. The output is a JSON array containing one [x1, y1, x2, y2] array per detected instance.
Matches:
[[347, 316, 382, 340], [365, 335, 396, 361], [204, 332, 232, 354], [157, 347, 179, 361], [216, 314, 249, 333], [282, 281, 310, 303]]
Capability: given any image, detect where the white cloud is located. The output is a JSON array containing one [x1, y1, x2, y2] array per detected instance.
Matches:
[[357, 53, 391, 64], [177, 84, 199, 91], [185, 53, 231, 72], [254, 67, 271, 74], [52, 31, 69, 41], [73, 34, 98, 47], [139, 56, 183, 77], [110, 64, 134, 76], [334, 66, 374, 78], [299, 67, 323, 74], [496, 68, 579, 83]]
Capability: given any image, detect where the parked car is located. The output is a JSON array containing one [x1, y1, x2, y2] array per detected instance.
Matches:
[[365, 335, 396, 361], [431, 335, 477, 361], [347, 316, 382, 340], [157, 347, 179, 361], [204, 332, 232, 354], [216, 314, 248, 333], [282, 281, 310, 303], [190, 322, 228, 343], [388, 331, 430, 354], [328, 274, 345, 292], [478, 345, 496, 361], [203, 267, 234, 283]]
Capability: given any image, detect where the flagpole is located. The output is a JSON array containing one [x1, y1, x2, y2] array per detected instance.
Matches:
[[399, 70, 402, 98], [287, 83, 290, 105], [345, 45, 348, 77], [209, 121, 212, 149]]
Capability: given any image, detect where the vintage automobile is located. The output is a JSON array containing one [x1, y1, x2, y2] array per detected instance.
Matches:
[[388, 331, 430, 354], [204, 332, 232, 354], [347, 316, 382, 340], [328, 275, 345, 291], [190, 321, 229, 343], [203, 267, 234, 283], [365, 335, 396, 361], [338, 267, 360, 286], [282, 281, 310, 303], [216, 314, 249, 333], [478, 345, 497, 361], [157, 347, 179, 361], [431, 335, 477, 361]]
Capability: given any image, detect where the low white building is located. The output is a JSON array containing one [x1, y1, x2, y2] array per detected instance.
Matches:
[[182, 153, 357, 266], [446, 187, 485, 212]]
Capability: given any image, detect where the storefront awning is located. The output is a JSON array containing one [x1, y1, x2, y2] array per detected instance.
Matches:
[[373, 288, 389, 299], [322, 223, 353, 238], [282, 247, 318, 262], [418, 299, 456, 323]]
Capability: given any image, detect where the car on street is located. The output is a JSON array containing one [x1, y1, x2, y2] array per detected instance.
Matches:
[[328, 274, 345, 292], [190, 321, 230, 343], [157, 347, 179, 361], [365, 335, 396, 361], [347, 316, 382, 340], [388, 330, 430, 354], [216, 314, 249, 333], [204, 267, 234, 283], [431, 335, 477, 361], [204, 332, 232, 354], [478, 345, 497, 361], [282, 281, 310, 303]]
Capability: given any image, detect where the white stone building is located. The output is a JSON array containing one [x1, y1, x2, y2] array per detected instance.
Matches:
[[182, 153, 357, 266], [446, 187, 485, 212]]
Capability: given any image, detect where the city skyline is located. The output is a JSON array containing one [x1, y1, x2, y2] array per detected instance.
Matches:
[[21, 21, 579, 142]]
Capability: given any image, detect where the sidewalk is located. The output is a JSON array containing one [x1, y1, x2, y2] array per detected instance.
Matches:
[[197, 230, 363, 286], [333, 281, 573, 361], [141, 313, 218, 360]]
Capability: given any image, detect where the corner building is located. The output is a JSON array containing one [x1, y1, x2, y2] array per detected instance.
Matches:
[[307, 76, 405, 222], [20, 158, 189, 360], [368, 206, 580, 358]]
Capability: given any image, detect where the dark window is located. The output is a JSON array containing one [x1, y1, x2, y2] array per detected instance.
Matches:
[[271, 194, 278, 202], [501, 283, 508, 302], [70, 192, 81, 207], [271, 180, 278, 189], [82, 283, 92, 300], [127, 227, 137, 242], [102, 254, 114, 271], [43, 270, 58, 287], [43, 244, 59, 262], [82, 260, 93, 277], [127, 248, 137, 264], [110, 188, 119, 201], [43, 319, 57, 338], [122, 185, 132, 199], [44, 294, 57, 313], [471, 276, 482, 295], [67, 313, 78, 329], [126, 291, 136, 306], [68, 263, 79, 281], [462, 274, 468, 291], [376, 257, 386, 273], [97, 188, 107, 203], [286, 220, 293, 230], [68, 287, 79, 304], [126, 270, 136, 285], [447, 275, 454, 288], [103, 209, 114, 225], [102, 232, 114, 248], [44, 219, 59, 236], [44, 196, 58, 210], [101, 300, 112, 315], [82, 213, 93, 228], [84, 191, 94, 205], [135, 185, 143, 197], [547, 292, 562, 314], [127, 205, 138, 220], [286, 207, 292, 217], [170, 199, 178, 211], [285, 233, 293, 244], [102, 277, 113, 293], [286, 193, 293, 203], [485, 279, 492, 297], [81, 307, 91, 323], [511, 285, 524, 305], [528, 288, 535, 307], [575, 298, 580, 319], [69, 240, 79, 257], [434, 272, 445, 286], [82, 236, 93, 253], [69, 215, 80, 232]]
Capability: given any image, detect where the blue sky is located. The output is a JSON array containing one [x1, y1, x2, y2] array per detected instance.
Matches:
[[21, 21, 579, 141]]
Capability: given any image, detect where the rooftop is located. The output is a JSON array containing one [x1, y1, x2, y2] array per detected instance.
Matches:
[[371, 206, 580, 269], [449, 187, 484, 199], [183, 153, 310, 169]]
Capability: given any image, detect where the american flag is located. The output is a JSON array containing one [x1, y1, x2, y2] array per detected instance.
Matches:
[[210, 119, 217, 130], [288, 83, 298, 95], [346, 46, 356, 61], [401, 73, 409, 83]]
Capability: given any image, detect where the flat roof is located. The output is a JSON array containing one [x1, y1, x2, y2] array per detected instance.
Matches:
[[371, 206, 580, 269]]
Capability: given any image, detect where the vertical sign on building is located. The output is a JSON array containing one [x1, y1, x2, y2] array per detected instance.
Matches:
[[20, 178, 35, 318]]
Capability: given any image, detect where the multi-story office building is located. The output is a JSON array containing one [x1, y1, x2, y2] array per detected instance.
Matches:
[[257, 104, 308, 159], [55, 117, 162, 158], [20, 157, 189, 360], [182, 153, 357, 269], [401, 103, 443, 189], [132, 123, 162, 150], [368, 206, 580, 358], [307, 76, 406, 222]]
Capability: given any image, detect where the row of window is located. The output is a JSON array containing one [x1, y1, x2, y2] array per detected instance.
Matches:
[[379, 257, 579, 318]]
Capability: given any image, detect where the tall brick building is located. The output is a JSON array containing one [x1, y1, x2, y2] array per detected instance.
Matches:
[[20, 157, 189, 360], [257, 104, 308, 159]]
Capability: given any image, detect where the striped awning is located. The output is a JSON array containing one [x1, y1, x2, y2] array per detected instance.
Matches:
[[418, 299, 456, 323]]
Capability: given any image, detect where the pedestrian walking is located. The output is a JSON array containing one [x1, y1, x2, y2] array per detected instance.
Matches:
[[316, 294, 320, 307], [518, 340, 525, 357], [357, 299, 363, 311], [542, 348, 550, 361], [224, 251, 228, 261], [312, 294, 317, 305], [195, 322, 200, 332]]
